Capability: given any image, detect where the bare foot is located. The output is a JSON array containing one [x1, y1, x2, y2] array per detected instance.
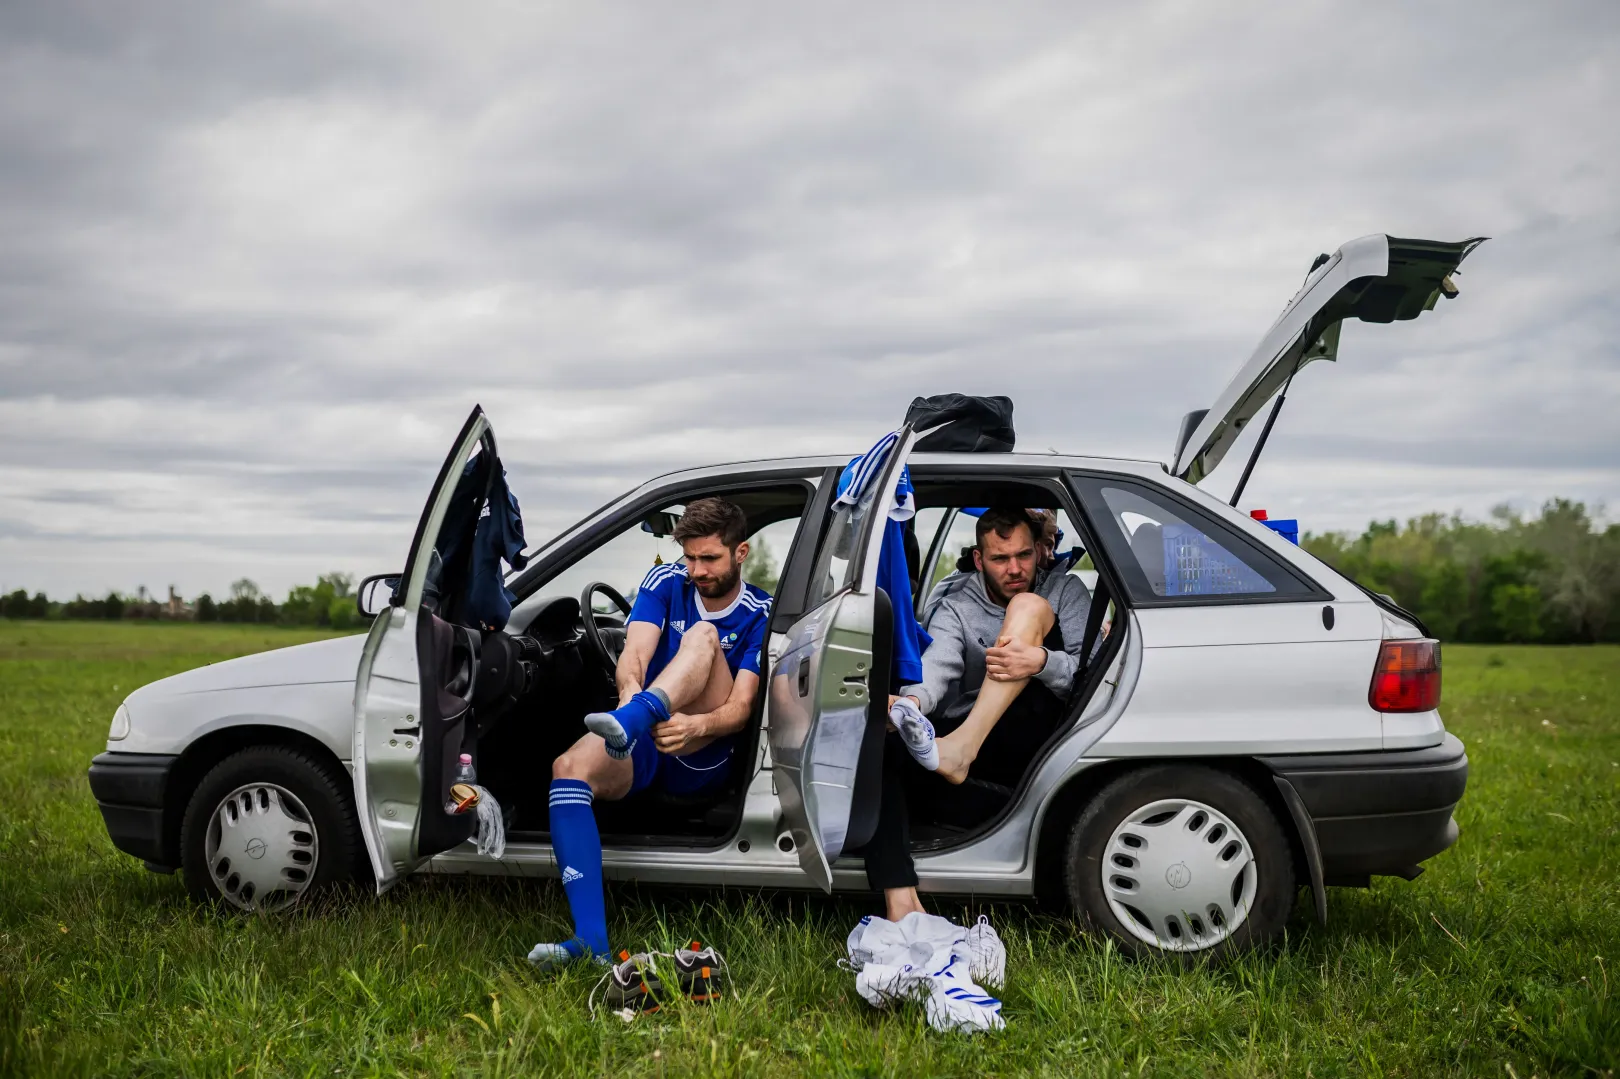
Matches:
[[934, 733, 977, 785]]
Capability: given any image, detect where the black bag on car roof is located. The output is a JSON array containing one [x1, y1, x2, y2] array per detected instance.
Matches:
[[905, 394, 1016, 453]]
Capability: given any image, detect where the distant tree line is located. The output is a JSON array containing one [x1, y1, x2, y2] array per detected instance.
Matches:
[[0, 573, 365, 630], [6, 503, 1617, 643], [1303, 499, 1619, 643]]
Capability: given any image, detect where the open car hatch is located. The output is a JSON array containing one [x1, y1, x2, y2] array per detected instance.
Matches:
[[1171, 233, 1487, 487]]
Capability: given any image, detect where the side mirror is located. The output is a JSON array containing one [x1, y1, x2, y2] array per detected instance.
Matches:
[[357, 573, 403, 619]]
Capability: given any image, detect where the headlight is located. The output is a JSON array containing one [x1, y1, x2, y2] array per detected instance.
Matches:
[[108, 704, 131, 741]]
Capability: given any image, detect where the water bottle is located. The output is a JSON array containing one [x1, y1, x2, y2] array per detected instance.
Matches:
[[446, 753, 478, 814]]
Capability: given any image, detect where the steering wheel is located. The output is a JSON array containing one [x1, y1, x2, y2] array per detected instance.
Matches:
[[579, 582, 633, 677]]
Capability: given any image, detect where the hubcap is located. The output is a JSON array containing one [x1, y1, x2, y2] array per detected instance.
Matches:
[[203, 783, 319, 912], [1101, 797, 1257, 952]]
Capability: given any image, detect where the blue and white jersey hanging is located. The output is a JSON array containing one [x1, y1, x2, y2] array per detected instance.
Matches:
[[836, 430, 932, 685], [835, 430, 917, 521]]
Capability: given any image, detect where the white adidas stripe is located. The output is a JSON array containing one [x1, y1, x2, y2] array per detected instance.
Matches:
[[640, 564, 686, 588]]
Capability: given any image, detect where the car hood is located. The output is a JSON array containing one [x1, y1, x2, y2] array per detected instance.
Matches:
[[129, 633, 367, 701]]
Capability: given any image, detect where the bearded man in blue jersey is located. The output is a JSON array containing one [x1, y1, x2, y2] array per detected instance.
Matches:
[[529, 497, 771, 970]]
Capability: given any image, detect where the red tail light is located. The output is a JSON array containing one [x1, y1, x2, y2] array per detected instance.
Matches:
[[1369, 638, 1441, 712]]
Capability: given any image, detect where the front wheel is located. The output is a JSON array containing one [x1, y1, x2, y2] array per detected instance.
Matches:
[[1064, 765, 1295, 958], [180, 746, 368, 912]]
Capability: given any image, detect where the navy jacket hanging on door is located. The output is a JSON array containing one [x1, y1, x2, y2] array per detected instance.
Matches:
[[436, 458, 529, 631]]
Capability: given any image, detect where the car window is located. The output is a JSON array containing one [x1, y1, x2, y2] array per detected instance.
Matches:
[[1081, 481, 1314, 604], [1051, 508, 1096, 595], [542, 504, 802, 617], [926, 510, 980, 592], [809, 468, 889, 606]]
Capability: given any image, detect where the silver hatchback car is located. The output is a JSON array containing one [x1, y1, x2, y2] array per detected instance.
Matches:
[[91, 233, 1479, 957]]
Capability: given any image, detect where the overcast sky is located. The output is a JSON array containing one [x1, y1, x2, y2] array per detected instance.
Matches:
[[1, 0, 1616, 599]]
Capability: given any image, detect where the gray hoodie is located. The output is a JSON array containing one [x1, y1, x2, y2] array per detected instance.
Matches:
[[901, 570, 1093, 721]]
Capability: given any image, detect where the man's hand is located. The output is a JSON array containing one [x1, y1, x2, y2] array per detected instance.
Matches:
[[985, 635, 1047, 681], [652, 713, 711, 756]]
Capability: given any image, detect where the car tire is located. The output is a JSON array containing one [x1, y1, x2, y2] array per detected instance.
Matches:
[[180, 745, 367, 912], [1063, 764, 1295, 959]]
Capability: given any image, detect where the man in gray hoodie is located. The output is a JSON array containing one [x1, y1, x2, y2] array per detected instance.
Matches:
[[863, 506, 1093, 919]]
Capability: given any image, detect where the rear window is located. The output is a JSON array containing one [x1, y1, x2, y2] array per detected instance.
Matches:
[[1070, 475, 1321, 606]]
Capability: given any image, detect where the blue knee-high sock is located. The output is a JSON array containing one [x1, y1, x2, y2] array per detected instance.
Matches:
[[548, 779, 609, 958]]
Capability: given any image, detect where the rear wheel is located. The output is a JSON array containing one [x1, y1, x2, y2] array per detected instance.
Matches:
[[1064, 765, 1295, 958], [180, 746, 366, 912]]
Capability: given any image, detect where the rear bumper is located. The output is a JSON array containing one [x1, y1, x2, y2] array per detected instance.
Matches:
[[1260, 733, 1467, 883], [88, 752, 178, 868]]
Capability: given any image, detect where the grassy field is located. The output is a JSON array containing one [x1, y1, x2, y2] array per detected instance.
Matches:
[[0, 622, 1615, 1077]]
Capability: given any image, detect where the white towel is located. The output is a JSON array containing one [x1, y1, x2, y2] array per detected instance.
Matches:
[[844, 912, 1006, 1033]]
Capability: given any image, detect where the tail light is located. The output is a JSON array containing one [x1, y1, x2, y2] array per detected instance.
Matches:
[[1369, 638, 1441, 712]]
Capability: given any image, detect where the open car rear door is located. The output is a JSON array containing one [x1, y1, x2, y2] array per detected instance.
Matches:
[[769, 426, 920, 891], [1172, 234, 1486, 485], [353, 406, 497, 890]]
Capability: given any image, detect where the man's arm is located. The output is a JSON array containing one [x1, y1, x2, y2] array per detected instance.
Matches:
[[900, 603, 965, 715], [651, 671, 759, 756], [615, 621, 662, 705]]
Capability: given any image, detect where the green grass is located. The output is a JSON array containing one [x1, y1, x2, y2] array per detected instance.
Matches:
[[1, 622, 1616, 1077]]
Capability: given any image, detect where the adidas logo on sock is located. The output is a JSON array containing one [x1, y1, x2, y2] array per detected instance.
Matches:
[[560, 866, 584, 884]]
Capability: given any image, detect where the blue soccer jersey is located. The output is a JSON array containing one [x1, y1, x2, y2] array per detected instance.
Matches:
[[627, 562, 772, 685]]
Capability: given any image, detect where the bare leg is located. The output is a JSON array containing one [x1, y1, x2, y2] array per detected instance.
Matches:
[[885, 886, 926, 921], [935, 592, 1055, 784], [662, 622, 733, 717], [553, 733, 635, 800], [641, 622, 730, 714]]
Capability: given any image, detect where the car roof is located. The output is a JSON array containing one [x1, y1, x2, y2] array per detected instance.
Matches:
[[640, 450, 1167, 487]]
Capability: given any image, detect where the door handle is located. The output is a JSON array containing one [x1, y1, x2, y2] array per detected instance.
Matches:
[[797, 657, 810, 697]]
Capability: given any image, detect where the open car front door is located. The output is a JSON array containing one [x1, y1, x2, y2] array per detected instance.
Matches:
[[353, 406, 498, 890], [769, 427, 919, 891], [1172, 234, 1487, 486]]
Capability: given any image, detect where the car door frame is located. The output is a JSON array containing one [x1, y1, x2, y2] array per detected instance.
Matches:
[[353, 406, 495, 890], [494, 468, 831, 848], [767, 429, 920, 890], [889, 461, 1135, 855]]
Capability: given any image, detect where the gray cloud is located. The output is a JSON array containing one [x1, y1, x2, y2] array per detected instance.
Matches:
[[0, 0, 1616, 597]]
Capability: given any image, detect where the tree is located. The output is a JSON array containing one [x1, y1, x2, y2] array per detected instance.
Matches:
[[195, 593, 218, 622], [1303, 500, 1620, 643], [1491, 583, 1543, 642], [743, 536, 780, 594]]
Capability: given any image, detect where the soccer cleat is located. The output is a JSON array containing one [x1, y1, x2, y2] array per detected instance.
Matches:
[[673, 941, 726, 1003], [600, 950, 667, 1012], [527, 936, 598, 973], [964, 916, 1006, 990], [889, 697, 940, 771]]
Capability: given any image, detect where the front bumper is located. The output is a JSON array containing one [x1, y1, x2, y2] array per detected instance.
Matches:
[[88, 752, 179, 868], [1260, 733, 1468, 885]]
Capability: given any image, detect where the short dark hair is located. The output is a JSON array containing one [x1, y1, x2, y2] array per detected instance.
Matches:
[[975, 506, 1036, 550], [674, 497, 748, 548]]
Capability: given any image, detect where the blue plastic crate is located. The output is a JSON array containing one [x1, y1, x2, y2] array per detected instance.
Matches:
[[1160, 524, 1276, 596]]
